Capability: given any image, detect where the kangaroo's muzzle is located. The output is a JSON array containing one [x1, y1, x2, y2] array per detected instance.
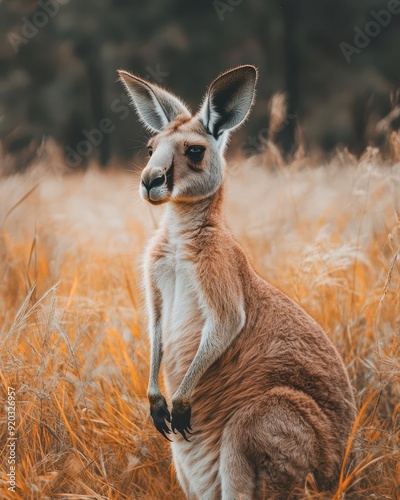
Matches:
[[140, 170, 169, 204]]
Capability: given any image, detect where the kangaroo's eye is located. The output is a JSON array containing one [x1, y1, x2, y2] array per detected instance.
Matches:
[[185, 145, 205, 161], [148, 147, 153, 157]]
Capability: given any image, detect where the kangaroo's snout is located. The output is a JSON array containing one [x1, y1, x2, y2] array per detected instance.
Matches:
[[141, 172, 166, 192], [140, 167, 169, 204]]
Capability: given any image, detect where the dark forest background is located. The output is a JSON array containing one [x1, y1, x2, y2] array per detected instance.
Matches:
[[1, 0, 400, 170]]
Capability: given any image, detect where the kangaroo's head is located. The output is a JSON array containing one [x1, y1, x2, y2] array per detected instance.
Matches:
[[118, 65, 257, 205]]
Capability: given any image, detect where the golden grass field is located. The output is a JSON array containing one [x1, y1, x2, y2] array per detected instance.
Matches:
[[0, 142, 399, 499]]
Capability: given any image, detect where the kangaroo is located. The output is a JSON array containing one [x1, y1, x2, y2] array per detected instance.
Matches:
[[118, 65, 357, 500]]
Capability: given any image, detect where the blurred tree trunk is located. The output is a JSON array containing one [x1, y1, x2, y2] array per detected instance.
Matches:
[[75, 38, 111, 168], [276, 0, 300, 155]]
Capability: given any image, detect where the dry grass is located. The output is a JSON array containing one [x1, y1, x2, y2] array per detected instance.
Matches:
[[0, 149, 399, 499]]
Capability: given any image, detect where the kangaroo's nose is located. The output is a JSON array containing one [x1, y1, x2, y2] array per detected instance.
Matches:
[[141, 173, 166, 192]]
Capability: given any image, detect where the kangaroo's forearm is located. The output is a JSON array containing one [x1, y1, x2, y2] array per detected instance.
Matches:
[[144, 264, 163, 399], [147, 321, 163, 398], [172, 311, 245, 405]]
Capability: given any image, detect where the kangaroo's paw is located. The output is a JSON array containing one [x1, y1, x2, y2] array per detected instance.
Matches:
[[171, 400, 192, 441], [149, 395, 172, 441]]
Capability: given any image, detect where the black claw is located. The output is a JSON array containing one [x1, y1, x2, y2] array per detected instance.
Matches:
[[171, 403, 192, 441], [159, 428, 172, 442], [154, 421, 172, 441], [180, 429, 190, 442], [149, 396, 172, 441]]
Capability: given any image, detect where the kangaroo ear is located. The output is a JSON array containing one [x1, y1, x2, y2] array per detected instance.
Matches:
[[118, 70, 191, 132], [200, 65, 258, 138]]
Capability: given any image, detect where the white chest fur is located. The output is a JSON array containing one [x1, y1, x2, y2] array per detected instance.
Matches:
[[152, 237, 206, 396]]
